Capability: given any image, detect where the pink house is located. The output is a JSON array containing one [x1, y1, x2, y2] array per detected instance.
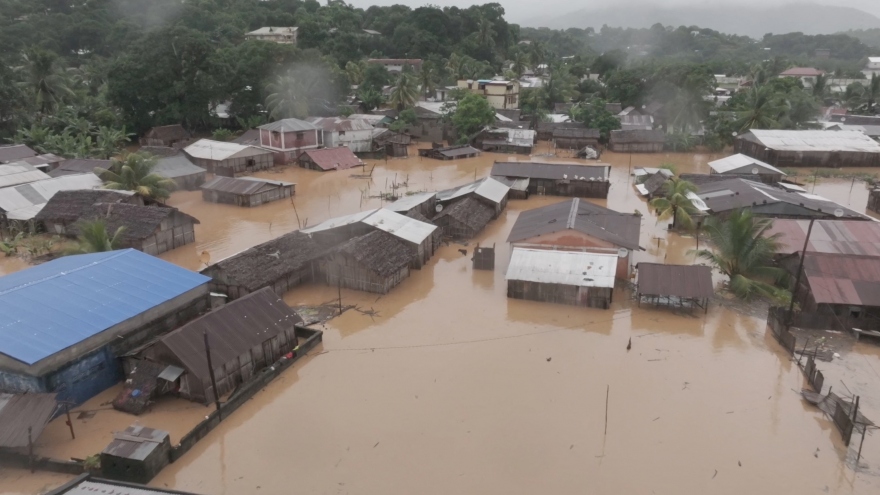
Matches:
[[258, 118, 321, 164]]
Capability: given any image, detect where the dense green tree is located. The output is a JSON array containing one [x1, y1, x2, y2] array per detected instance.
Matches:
[[570, 98, 621, 143], [451, 93, 495, 139]]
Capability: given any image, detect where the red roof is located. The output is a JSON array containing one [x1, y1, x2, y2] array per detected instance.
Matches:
[[301, 147, 362, 171], [765, 219, 880, 257], [780, 67, 824, 77], [804, 253, 880, 306]]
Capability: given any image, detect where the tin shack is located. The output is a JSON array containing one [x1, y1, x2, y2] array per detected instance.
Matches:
[[201, 176, 294, 207], [506, 248, 616, 309]]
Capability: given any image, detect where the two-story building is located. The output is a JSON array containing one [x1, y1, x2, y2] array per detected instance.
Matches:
[[306, 117, 375, 152], [258, 118, 321, 164], [245, 27, 298, 44], [457, 79, 520, 110]]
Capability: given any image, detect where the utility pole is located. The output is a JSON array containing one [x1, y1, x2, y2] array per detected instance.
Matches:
[[786, 218, 815, 330], [203, 331, 222, 420]]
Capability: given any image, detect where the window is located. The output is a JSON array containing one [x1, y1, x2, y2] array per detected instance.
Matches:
[[339, 131, 346, 137], [507, 95, 518, 105], [296, 132, 304, 140]]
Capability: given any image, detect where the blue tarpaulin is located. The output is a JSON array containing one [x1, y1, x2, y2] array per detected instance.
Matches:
[[0, 249, 209, 365]]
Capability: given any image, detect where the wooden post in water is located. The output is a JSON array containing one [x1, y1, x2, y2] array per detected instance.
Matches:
[[337, 278, 343, 314], [203, 331, 222, 421], [856, 426, 867, 469], [604, 385, 609, 437], [27, 426, 34, 473], [787, 218, 815, 330], [64, 403, 75, 440]]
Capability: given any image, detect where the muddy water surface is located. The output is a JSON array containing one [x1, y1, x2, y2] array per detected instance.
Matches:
[[3, 146, 880, 494]]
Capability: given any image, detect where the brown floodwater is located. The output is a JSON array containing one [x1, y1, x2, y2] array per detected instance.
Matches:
[[3, 144, 880, 494]]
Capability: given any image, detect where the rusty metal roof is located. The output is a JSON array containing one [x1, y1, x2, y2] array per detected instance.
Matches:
[[153, 287, 302, 383], [803, 253, 880, 306], [507, 198, 642, 250], [636, 263, 714, 299], [301, 147, 362, 171], [200, 176, 292, 195], [0, 392, 58, 448], [102, 424, 168, 460], [492, 161, 610, 181], [764, 219, 880, 256]]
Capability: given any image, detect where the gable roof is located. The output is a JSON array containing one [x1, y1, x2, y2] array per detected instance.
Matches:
[[0, 174, 104, 220], [34, 189, 137, 223], [200, 176, 292, 195], [230, 129, 261, 146], [246, 26, 297, 36], [46, 159, 112, 178], [507, 198, 642, 250], [72, 203, 200, 242], [259, 118, 318, 132], [803, 252, 880, 306], [386, 192, 436, 213], [780, 67, 824, 77], [610, 129, 666, 143], [739, 130, 880, 152], [491, 161, 610, 181], [0, 162, 51, 188], [436, 177, 510, 205], [153, 154, 206, 178], [696, 178, 867, 219], [709, 154, 785, 175], [0, 144, 37, 163], [184, 139, 271, 161], [0, 392, 58, 448], [506, 248, 617, 288], [0, 250, 209, 365], [337, 231, 413, 276], [300, 147, 362, 171], [434, 196, 495, 231], [156, 287, 301, 382], [360, 208, 437, 244], [639, 171, 672, 196]]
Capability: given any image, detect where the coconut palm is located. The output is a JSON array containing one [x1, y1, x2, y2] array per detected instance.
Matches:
[[530, 42, 547, 75], [733, 86, 786, 132], [68, 220, 126, 254], [861, 73, 879, 114], [389, 71, 419, 110], [15, 48, 75, 114], [510, 51, 529, 79], [99, 152, 176, 201], [476, 16, 495, 46], [843, 82, 866, 111], [692, 209, 788, 301], [418, 63, 437, 100], [344, 60, 365, 87], [812, 73, 828, 99], [649, 178, 700, 229], [265, 71, 312, 119], [358, 88, 384, 112]]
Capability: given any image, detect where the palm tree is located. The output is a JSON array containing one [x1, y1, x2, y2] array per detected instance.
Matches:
[[389, 71, 419, 110], [265, 71, 312, 119], [844, 83, 866, 111], [861, 73, 879, 114], [16, 49, 75, 114], [692, 209, 788, 301], [358, 88, 384, 112], [68, 220, 126, 254], [510, 51, 529, 79], [99, 152, 176, 201], [95, 126, 131, 159], [649, 178, 700, 230], [344, 60, 365, 87], [530, 42, 547, 75], [445, 53, 467, 80], [418, 63, 437, 100], [476, 16, 495, 46], [733, 86, 786, 132]]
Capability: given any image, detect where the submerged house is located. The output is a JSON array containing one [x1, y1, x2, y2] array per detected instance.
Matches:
[[297, 147, 363, 171], [140, 125, 191, 148], [418, 144, 481, 160], [764, 219, 880, 259], [372, 129, 411, 157], [506, 199, 642, 279], [635, 263, 714, 311], [318, 230, 413, 294], [201, 231, 323, 300], [386, 192, 438, 218], [0, 173, 103, 223], [433, 196, 496, 239], [128, 287, 301, 404], [70, 203, 199, 255], [152, 154, 207, 190], [184, 139, 274, 176], [609, 130, 666, 152], [635, 169, 674, 198], [506, 248, 616, 309], [473, 127, 536, 154], [552, 128, 600, 149], [708, 154, 786, 184], [0, 250, 210, 405], [306, 117, 375, 152], [536, 122, 585, 141], [491, 161, 611, 199], [201, 176, 294, 207], [258, 118, 321, 164], [734, 130, 880, 168], [436, 177, 510, 217], [35, 190, 141, 235]]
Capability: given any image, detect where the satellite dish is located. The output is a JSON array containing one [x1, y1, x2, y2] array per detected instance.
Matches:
[[435, 204, 444, 213], [834, 208, 844, 218], [731, 131, 738, 137], [751, 167, 759, 174], [617, 248, 628, 258]]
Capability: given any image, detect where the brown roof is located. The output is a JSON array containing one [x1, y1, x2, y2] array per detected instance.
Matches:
[[202, 231, 323, 291], [337, 230, 413, 276], [434, 196, 495, 232], [507, 198, 642, 250], [231, 129, 261, 146], [145, 124, 190, 141], [301, 147, 362, 171], [73, 203, 200, 242], [201, 176, 293, 195], [610, 129, 666, 144], [34, 189, 137, 223], [764, 219, 880, 257], [636, 263, 714, 299], [802, 253, 880, 306], [643, 171, 670, 195], [0, 144, 37, 163], [0, 392, 58, 448], [155, 287, 301, 382], [780, 67, 824, 77]]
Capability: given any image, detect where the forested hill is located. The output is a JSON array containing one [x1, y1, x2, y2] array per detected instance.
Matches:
[[0, 0, 876, 147]]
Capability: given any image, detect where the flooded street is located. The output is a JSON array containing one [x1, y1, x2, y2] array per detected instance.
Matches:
[[2, 145, 880, 494]]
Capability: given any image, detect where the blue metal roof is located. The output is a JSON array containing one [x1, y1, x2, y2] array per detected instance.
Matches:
[[0, 249, 210, 366]]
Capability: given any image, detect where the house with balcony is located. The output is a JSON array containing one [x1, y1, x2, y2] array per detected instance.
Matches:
[[457, 79, 520, 110], [258, 118, 321, 164]]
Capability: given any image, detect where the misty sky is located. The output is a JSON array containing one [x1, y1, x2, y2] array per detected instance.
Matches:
[[345, 0, 880, 25]]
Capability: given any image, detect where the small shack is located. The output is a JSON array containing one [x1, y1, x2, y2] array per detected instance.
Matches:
[[433, 196, 495, 239], [70, 203, 200, 255], [473, 127, 536, 154], [34, 189, 142, 235], [152, 154, 207, 190], [201, 176, 294, 207], [318, 230, 413, 294], [130, 287, 301, 404], [360, 209, 440, 269], [298, 147, 363, 171], [536, 122, 585, 141], [609, 130, 666, 153], [184, 139, 274, 177], [491, 161, 611, 198], [636, 170, 673, 198], [436, 177, 510, 217], [100, 425, 171, 484], [734, 130, 880, 168], [506, 248, 616, 309], [386, 192, 437, 217], [552, 128, 600, 150], [372, 129, 411, 157], [418, 144, 481, 160], [0, 173, 104, 223], [636, 263, 713, 311], [472, 244, 495, 270], [492, 176, 530, 200], [708, 154, 786, 184], [140, 125, 191, 148], [0, 392, 58, 450], [201, 231, 322, 300]]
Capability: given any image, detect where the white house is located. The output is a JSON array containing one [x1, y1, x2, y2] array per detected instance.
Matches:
[[305, 117, 375, 153], [864, 57, 880, 78]]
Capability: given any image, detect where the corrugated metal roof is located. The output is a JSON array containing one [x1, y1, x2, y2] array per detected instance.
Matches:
[[491, 176, 530, 191], [0, 161, 51, 188], [361, 209, 437, 244], [102, 425, 168, 461], [742, 130, 880, 152], [155, 287, 301, 383], [0, 249, 209, 365], [0, 174, 103, 220], [386, 192, 436, 212], [200, 176, 291, 195], [184, 139, 270, 161], [246, 26, 297, 36], [696, 178, 867, 219], [46, 159, 111, 178], [259, 118, 318, 132], [301, 147, 363, 171], [438, 145, 480, 157], [153, 155, 206, 179], [306, 117, 374, 132], [636, 263, 714, 299], [0, 392, 57, 448], [803, 253, 880, 306], [709, 154, 785, 175], [764, 219, 880, 256], [610, 129, 666, 143], [436, 177, 510, 204], [506, 248, 616, 288], [780, 67, 824, 77], [507, 198, 642, 250], [633, 167, 674, 179], [301, 209, 378, 234], [492, 161, 610, 181], [0, 144, 37, 163]]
